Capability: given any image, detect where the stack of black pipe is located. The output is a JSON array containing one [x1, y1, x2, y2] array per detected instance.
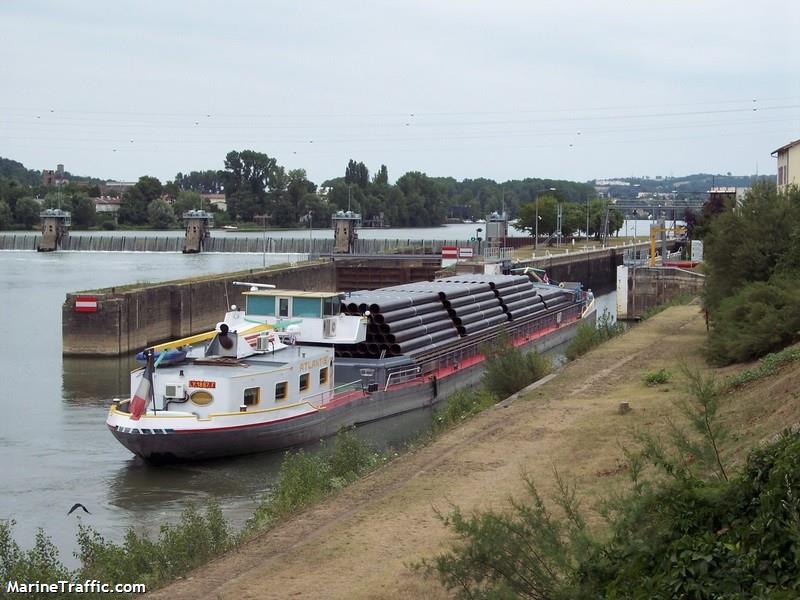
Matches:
[[341, 283, 459, 357], [338, 275, 579, 359], [437, 274, 577, 328], [433, 277, 506, 336]]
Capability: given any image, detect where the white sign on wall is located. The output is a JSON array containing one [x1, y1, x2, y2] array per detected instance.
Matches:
[[691, 240, 704, 262]]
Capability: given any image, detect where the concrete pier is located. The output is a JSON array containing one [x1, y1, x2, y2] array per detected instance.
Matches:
[[616, 265, 705, 319], [182, 210, 214, 253], [37, 209, 71, 252]]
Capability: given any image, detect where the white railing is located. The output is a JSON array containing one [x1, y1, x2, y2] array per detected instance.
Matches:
[[305, 379, 361, 408], [384, 367, 421, 391]]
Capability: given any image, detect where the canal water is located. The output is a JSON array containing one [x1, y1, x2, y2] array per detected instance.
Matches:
[[0, 246, 616, 566]]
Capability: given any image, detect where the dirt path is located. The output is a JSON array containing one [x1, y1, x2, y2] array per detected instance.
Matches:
[[149, 305, 708, 599]]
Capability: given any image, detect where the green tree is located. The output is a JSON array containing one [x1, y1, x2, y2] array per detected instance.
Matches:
[[344, 160, 369, 188], [119, 176, 163, 225], [14, 197, 40, 228], [172, 190, 204, 217], [223, 150, 280, 222], [0, 199, 11, 229], [561, 203, 585, 238], [515, 196, 558, 238], [147, 198, 176, 229], [704, 182, 797, 313], [372, 164, 389, 186], [71, 194, 96, 228]]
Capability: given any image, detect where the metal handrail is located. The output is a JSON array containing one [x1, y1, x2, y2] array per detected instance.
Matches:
[[384, 367, 421, 391], [305, 379, 362, 407]]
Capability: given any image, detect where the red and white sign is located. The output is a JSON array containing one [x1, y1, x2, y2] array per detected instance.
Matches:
[[441, 246, 458, 259], [74, 295, 98, 313], [458, 247, 474, 259]]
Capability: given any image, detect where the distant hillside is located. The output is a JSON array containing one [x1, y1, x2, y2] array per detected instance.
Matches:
[[0, 156, 104, 187], [0, 157, 41, 186], [591, 173, 775, 198]]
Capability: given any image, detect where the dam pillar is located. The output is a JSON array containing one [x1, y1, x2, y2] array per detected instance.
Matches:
[[332, 210, 361, 254], [37, 209, 71, 252], [182, 210, 214, 253]]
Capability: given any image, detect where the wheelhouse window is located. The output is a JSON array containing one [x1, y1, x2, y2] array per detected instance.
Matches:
[[243, 387, 260, 406], [275, 381, 288, 401], [299, 373, 310, 392], [322, 296, 340, 316], [319, 367, 329, 385], [278, 297, 290, 318]]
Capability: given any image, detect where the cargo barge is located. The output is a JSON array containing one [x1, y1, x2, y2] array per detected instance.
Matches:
[[107, 274, 595, 462]]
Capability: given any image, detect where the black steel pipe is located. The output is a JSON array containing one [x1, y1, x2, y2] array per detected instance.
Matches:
[[382, 309, 450, 332], [387, 320, 455, 344], [372, 301, 443, 324]]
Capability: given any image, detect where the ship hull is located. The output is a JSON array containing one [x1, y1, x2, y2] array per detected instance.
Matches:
[[109, 307, 594, 463]]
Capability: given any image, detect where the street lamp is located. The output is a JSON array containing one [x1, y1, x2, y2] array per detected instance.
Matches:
[[476, 227, 483, 254], [308, 210, 313, 256], [534, 187, 556, 251]]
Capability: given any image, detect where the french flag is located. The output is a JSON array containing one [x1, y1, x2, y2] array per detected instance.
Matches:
[[129, 350, 154, 421]]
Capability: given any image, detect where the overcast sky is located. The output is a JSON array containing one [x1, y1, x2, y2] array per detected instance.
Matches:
[[1, 1, 798, 185]]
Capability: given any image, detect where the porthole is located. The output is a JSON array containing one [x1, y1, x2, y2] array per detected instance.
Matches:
[[190, 390, 213, 406]]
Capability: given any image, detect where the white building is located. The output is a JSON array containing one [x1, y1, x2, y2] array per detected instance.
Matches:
[[772, 139, 800, 193]]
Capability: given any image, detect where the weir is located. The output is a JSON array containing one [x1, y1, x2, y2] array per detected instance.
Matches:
[[0, 233, 477, 255]]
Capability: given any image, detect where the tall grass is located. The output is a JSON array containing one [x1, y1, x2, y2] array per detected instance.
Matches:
[[0, 502, 231, 599], [565, 308, 624, 360], [432, 388, 498, 433], [248, 429, 382, 530]]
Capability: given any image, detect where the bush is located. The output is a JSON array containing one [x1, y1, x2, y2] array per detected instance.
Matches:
[[0, 501, 231, 599], [0, 522, 74, 596], [642, 368, 671, 386], [565, 309, 624, 360], [433, 388, 498, 432], [707, 276, 800, 365], [424, 379, 800, 597], [77, 501, 230, 590], [481, 331, 550, 399], [249, 430, 380, 530], [725, 345, 800, 389]]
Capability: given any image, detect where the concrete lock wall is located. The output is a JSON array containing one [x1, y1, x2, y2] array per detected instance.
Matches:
[[62, 258, 445, 356], [618, 266, 705, 319], [522, 245, 638, 292], [63, 261, 337, 356]]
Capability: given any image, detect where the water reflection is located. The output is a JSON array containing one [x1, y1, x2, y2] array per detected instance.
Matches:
[[62, 355, 139, 405]]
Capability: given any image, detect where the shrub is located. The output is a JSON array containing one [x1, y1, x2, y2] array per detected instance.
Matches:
[[725, 345, 800, 389], [249, 430, 380, 530], [707, 276, 800, 365], [0, 501, 231, 599], [0, 522, 74, 596], [481, 331, 550, 399], [433, 387, 498, 432], [565, 309, 624, 360], [424, 379, 800, 597], [77, 501, 231, 590], [642, 368, 671, 386]]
